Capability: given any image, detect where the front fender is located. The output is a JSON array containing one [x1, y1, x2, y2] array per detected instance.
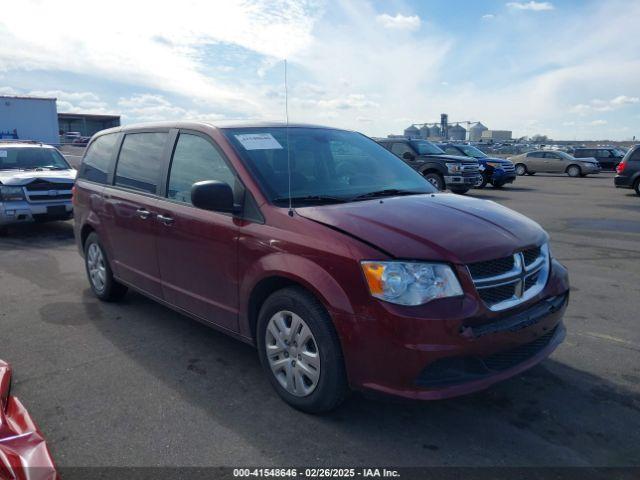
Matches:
[[238, 253, 356, 338]]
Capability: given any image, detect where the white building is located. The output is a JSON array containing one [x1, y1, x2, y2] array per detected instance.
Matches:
[[0, 96, 59, 144]]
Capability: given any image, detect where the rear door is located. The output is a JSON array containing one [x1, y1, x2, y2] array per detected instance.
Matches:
[[103, 131, 169, 298], [543, 152, 564, 172], [526, 152, 545, 171], [155, 131, 240, 332]]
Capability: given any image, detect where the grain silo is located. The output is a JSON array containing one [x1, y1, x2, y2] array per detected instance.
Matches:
[[428, 125, 442, 138], [419, 125, 430, 139], [468, 122, 488, 142], [448, 123, 467, 141], [404, 125, 420, 138]]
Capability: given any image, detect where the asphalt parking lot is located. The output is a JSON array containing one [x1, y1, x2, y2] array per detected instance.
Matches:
[[1, 172, 639, 468]]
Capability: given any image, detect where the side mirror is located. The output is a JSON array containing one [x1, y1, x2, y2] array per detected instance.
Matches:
[[402, 151, 415, 161], [191, 180, 235, 214]]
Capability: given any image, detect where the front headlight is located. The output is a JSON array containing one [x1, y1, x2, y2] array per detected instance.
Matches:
[[0, 186, 25, 202], [446, 162, 462, 174], [361, 261, 463, 306], [486, 162, 503, 168]]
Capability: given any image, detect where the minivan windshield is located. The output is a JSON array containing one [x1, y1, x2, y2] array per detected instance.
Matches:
[[0, 147, 71, 171], [409, 140, 445, 156], [224, 127, 436, 206]]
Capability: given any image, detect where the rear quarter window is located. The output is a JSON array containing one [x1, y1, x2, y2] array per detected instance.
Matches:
[[80, 134, 119, 184]]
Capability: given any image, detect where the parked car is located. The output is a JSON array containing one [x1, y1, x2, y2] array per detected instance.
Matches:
[[614, 144, 640, 196], [573, 147, 624, 171], [0, 141, 76, 234], [376, 138, 482, 194], [509, 150, 601, 177], [72, 136, 91, 146], [74, 122, 569, 413], [437, 143, 516, 189]]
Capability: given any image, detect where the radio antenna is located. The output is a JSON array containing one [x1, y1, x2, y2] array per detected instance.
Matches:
[[284, 59, 293, 217]]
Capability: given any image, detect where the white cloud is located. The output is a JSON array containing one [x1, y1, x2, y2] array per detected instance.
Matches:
[[506, 1, 554, 11], [590, 119, 607, 126], [611, 95, 640, 106], [0, 86, 18, 95], [117, 94, 226, 123], [571, 95, 639, 115], [375, 13, 421, 31], [482, 14, 495, 19]]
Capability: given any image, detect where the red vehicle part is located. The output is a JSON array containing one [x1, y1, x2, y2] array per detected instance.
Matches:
[[0, 360, 58, 480]]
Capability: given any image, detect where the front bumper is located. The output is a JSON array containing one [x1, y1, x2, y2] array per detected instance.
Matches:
[[582, 164, 601, 174], [444, 174, 483, 187], [0, 200, 73, 226], [491, 170, 516, 184], [334, 258, 570, 400]]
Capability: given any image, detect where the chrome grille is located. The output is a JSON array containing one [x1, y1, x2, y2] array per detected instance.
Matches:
[[467, 244, 550, 311], [23, 180, 74, 203], [461, 163, 480, 174]]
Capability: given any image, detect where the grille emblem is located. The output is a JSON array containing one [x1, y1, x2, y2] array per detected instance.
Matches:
[[48, 190, 57, 197], [514, 253, 526, 298]]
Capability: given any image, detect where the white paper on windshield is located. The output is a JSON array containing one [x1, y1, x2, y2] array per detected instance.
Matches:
[[0, 150, 7, 158], [234, 133, 283, 151]]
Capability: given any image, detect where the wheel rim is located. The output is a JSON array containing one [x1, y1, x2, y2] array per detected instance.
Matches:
[[568, 167, 579, 177], [426, 176, 441, 189], [265, 310, 320, 397], [516, 165, 525, 175], [87, 243, 107, 292]]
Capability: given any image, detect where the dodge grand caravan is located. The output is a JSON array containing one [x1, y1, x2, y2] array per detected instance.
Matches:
[[74, 122, 569, 413]]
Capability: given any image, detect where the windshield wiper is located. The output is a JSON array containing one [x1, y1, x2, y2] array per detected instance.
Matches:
[[273, 195, 347, 206], [350, 189, 423, 201]]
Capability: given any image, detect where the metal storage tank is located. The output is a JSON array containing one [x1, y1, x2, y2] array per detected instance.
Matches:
[[428, 125, 442, 138], [418, 125, 430, 139], [404, 125, 420, 138], [448, 123, 466, 141], [0, 95, 59, 144], [468, 122, 488, 142]]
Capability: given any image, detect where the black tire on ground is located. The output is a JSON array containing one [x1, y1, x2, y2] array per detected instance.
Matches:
[[567, 165, 582, 177], [84, 232, 128, 302], [634, 178, 640, 196], [492, 181, 505, 189], [476, 176, 488, 189], [257, 286, 349, 414], [526, 172, 536, 176], [450, 188, 470, 195], [423, 172, 445, 191]]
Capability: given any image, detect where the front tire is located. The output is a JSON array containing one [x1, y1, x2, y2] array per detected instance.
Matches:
[[423, 172, 445, 191], [257, 287, 348, 414], [450, 188, 470, 195], [567, 165, 581, 177], [515, 164, 527, 176], [477, 176, 489, 189], [84, 232, 128, 301]]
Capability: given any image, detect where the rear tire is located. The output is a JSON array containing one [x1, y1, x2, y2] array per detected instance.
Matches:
[[515, 164, 527, 176], [634, 178, 640, 196], [84, 232, 128, 302], [567, 165, 581, 177], [423, 172, 445, 191], [526, 171, 536, 176], [257, 287, 348, 414]]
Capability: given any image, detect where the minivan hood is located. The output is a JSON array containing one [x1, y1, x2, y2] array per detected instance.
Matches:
[[297, 194, 547, 264], [0, 169, 76, 186]]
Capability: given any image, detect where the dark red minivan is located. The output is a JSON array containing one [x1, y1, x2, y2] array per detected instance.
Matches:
[[74, 122, 569, 413]]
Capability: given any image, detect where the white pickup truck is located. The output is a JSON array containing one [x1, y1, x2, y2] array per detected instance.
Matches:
[[0, 141, 76, 234]]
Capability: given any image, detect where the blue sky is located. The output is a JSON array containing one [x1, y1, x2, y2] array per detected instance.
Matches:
[[1, 0, 638, 140]]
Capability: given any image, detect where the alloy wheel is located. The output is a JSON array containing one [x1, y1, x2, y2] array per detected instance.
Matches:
[[87, 243, 107, 293], [265, 310, 321, 397]]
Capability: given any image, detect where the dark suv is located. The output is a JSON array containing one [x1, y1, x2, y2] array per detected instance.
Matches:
[[437, 143, 516, 189], [614, 145, 640, 196], [377, 138, 481, 194], [74, 122, 569, 413], [573, 147, 624, 171]]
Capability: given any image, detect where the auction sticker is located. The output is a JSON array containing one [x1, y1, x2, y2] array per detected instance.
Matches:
[[235, 133, 283, 150]]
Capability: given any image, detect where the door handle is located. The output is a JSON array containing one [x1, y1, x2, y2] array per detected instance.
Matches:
[[136, 208, 151, 220], [157, 214, 174, 226]]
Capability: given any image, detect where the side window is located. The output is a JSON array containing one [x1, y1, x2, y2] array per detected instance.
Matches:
[[167, 133, 235, 204], [629, 148, 640, 162], [598, 150, 612, 158], [81, 134, 118, 184], [115, 132, 167, 194], [528, 152, 543, 158], [544, 152, 559, 159], [391, 142, 414, 158]]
